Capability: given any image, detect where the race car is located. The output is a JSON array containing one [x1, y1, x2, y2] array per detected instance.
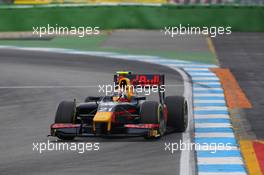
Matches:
[[50, 71, 188, 140]]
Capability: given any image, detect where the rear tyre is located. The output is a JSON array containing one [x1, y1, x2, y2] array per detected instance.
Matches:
[[55, 101, 76, 140], [165, 96, 188, 132], [140, 101, 165, 139]]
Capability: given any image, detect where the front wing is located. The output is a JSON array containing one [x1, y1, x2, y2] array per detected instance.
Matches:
[[50, 123, 160, 138]]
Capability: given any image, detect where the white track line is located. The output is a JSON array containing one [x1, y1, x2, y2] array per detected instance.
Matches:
[[173, 67, 194, 175]]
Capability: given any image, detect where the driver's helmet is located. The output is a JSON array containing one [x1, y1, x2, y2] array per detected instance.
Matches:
[[113, 80, 131, 102]]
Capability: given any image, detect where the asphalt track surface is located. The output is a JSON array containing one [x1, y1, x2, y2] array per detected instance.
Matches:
[[0, 49, 184, 175], [213, 33, 264, 139], [103, 30, 209, 52]]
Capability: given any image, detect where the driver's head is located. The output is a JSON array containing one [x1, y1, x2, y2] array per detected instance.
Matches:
[[120, 80, 127, 91], [112, 80, 129, 102]]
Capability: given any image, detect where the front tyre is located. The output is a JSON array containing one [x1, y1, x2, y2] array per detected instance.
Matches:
[[54, 101, 76, 140], [140, 101, 165, 139]]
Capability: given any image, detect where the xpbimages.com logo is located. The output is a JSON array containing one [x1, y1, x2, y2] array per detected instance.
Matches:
[[164, 140, 233, 154], [163, 24, 232, 38], [98, 83, 166, 96], [32, 140, 100, 154], [32, 24, 100, 37]]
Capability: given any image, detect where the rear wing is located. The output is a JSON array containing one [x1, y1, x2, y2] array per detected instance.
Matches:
[[114, 72, 165, 87]]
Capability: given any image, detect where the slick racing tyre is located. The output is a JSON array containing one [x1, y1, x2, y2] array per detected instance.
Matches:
[[55, 101, 76, 140], [140, 101, 165, 139], [165, 96, 188, 132]]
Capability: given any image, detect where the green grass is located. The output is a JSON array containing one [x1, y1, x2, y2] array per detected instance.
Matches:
[[0, 35, 106, 50], [0, 35, 217, 64], [98, 47, 217, 64]]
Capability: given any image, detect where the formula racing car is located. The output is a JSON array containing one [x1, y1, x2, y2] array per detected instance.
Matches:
[[50, 71, 188, 140]]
